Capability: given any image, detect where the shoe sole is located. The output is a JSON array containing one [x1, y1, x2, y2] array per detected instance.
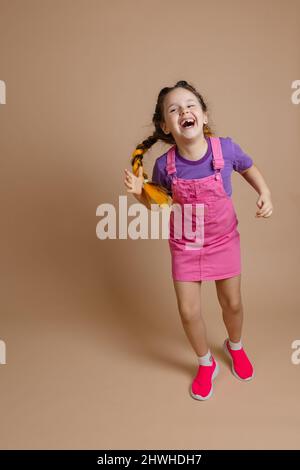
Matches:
[[223, 340, 255, 381], [190, 361, 220, 401]]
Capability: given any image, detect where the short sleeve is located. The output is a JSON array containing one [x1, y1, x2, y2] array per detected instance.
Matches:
[[231, 138, 253, 173], [151, 158, 172, 194], [151, 159, 163, 185]]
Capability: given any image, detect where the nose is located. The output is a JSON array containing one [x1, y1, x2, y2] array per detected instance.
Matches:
[[180, 108, 190, 116]]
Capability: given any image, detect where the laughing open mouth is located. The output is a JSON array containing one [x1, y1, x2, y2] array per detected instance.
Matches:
[[180, 119, 195, 128]]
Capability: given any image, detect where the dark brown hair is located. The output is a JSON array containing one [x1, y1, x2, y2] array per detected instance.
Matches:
[[130, 80, 215, 206]]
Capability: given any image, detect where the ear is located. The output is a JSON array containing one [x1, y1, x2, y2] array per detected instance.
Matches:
[[160, 121, 169, 135]]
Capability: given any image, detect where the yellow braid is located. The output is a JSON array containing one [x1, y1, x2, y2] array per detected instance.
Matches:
[[131, 149, 144, 158], [130, 146, 173, 208]]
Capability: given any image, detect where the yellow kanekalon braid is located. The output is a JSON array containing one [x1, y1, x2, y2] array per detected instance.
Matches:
[[130, 147, 172, 207]]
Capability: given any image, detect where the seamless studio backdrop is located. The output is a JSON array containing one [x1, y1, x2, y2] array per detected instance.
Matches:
[[0, 0, 299, 450]]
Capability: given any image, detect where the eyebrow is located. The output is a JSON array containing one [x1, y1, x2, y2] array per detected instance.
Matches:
[[167, 99, 196, 110]]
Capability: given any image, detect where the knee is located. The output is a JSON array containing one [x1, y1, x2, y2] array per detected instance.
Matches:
[[221, 297, 242, 314], [178, 303, 201, 323]]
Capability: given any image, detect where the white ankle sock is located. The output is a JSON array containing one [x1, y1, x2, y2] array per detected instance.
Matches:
[[228, 339, 242, 350], [198, 350, 213, 366]]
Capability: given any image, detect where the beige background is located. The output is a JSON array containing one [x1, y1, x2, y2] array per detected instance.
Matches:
[[0, 0, 300, 450]]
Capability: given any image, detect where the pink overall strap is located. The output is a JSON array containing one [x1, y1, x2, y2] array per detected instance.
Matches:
[[166, 145, 177, 175], [210, 137, 224, 170], [166, 138, 224, 175]]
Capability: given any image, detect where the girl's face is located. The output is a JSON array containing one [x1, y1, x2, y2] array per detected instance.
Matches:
[[161, 88, 207, 142]]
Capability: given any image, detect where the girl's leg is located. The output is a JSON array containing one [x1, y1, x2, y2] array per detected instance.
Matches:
[[172, 280, 208, 357], [215, 274, 243, 342]]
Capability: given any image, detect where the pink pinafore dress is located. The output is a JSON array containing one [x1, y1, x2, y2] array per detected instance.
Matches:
[[167, 136, 241, 281]]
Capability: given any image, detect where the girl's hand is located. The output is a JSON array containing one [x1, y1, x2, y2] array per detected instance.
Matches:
[[124, 166, 144, 195], [255, 193, 273, 218]]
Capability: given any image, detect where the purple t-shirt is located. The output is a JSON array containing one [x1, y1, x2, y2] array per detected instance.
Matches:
[[151, 136, 253, 197]]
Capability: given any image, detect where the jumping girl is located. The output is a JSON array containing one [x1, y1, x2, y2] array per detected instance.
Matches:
[[124, 80, 273, 401]]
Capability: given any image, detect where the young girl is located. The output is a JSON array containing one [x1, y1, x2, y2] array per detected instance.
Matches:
[[124, 80, 273, 401]]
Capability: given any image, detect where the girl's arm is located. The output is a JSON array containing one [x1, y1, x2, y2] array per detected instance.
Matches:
[[240, 164, 273, 218]]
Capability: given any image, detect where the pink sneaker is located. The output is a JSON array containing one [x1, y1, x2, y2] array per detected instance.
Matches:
[[223, 339, 254, 381], [190, 356, 220, 401]]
